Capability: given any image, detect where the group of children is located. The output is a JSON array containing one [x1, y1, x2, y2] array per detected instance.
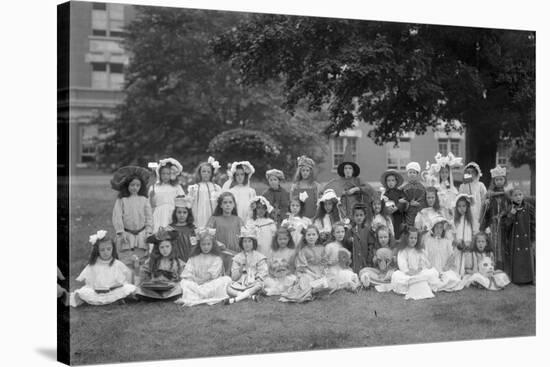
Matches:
[[67, 150, 535, 306]]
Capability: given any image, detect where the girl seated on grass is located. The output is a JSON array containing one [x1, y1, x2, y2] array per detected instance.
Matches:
[[359, 225, 397, 290], [70, 230, 136, 307], [323, 222, 360, 292], [136, 240, 185, 300], [225, 226, 269, 304], [387, 227, 441, 300], [263, 226, 297, 296], [176, 228, 232, 306]]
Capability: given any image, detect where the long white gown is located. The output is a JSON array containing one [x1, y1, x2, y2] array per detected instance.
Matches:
[[222, 181, 256, 223], [149, 183, 185, 232], [176, 253, 232, 306], [70, 259, 136, 307], [187, 182, 222, 228]]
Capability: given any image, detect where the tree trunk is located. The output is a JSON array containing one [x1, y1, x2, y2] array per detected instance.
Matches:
[[465, 124, 498, 187], [530, 163, 536, 197]]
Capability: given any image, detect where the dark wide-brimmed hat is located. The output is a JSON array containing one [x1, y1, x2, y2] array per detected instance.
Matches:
[[380, 169, 404, 188], [337, 143, 360, 177], [110, 166, 152, 191]]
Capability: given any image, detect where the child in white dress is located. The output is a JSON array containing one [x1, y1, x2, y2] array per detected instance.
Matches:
[[110, 166, 153, 270], [225, 226, 269, 304], [246, 196, 277, 257], [264, 227, 297, 296], [70, 230, 136, 307], [359, 225, 397, 289], [176, 228, 232, 306], [313, 189, 343, 244], [149, 158, 185, 232], [222, 161, 257, 222], [281, 193, 312, 246], [422, 216, 462, 291], [371, 196, 394, 238], [187, 157, 222, 228], [389, 227, 441, 300], [415, 186, 446, 233], [452, 193, 479, 276], [459, 162, 487, 224]]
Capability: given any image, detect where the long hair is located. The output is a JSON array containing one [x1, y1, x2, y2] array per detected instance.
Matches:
[[148, 240, 183, 276], [425, 186, 441, 211], [158, 164, 179, 186], [118, 175, 149, 198], [313, 198, 341, 224], [298, 224, 321, 250], [194, 162, 216, 183], [472, 232, 494, 254], [171, 206, 195, 226], [454, 196, 473, 227], [229, 165, 250, 188], [212, 191, 238, 216], [396, 226, 423, 252], [438, 164, 453, 189], [289, 197, 305, 218], [189, 234, 222, 257], [271, 226, 296, 251], [371, 197, 391, 220], [88, 238, 118, 266], [374, 225, 395, 249]]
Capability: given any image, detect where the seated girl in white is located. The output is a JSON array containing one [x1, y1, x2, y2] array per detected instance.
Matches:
[[136, 240, 185, 300], [323, 222, 360, 291], [389, 227, 441, 300], [422, 216, 462, 292], [70, 230, 136, 307], [264, 226, 297, 296], [246, 196, 277, 258], [225, 226, 269, 304], [176, 228, 232, 306]]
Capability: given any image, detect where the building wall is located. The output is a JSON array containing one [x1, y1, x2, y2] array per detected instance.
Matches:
[[317, 123, 531, 194]]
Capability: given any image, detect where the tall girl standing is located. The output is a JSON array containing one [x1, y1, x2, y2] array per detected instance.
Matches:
[[451, 194, 478, 276], [149, 158, 185, 232], [207, 191, 244, 273], [222, 161, 257, 222], [110, 166, 153, 269], [459, 162, 487, 224], [432, 152, 462, 218], [480, 165, 511, 270], [187, 156, 222, 228], [290, 155, 322, 219]]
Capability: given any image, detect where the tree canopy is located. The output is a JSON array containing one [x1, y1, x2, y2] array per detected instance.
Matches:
[[212, 15, 535, 186], [98, 7, 327, 175]]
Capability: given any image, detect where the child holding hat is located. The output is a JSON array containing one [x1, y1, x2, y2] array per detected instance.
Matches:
[[261, 169, 290, 225], [459, 162, 487, 224], [380, 169, 407, 239]]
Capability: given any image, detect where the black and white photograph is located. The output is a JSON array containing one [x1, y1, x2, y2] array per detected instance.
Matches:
[[51, 0, 543, 365]]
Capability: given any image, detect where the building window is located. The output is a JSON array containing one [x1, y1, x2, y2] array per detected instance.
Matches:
[[332, 137, 357, 170], [496, 143, 509, 167], [81, 125, 99, 163], [438, 138, 460, 156], [91, 3, 125, 38], [91, 62, 124, 89], [386, 140, 411, 171]]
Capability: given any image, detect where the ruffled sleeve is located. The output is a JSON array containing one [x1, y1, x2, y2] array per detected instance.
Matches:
[[256, 255, 269, 281], [76, 265, 92, 284], [114, 260, 132, 284], [180, 257, 196, 280], [231, 253, 245, 280], [112, 199, 125, 234]]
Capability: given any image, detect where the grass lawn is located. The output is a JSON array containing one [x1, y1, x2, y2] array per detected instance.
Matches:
[[66, 176, 536, 366]]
